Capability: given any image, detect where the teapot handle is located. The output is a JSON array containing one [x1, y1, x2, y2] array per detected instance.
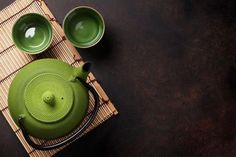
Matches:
[[18, 77, 100, 150]]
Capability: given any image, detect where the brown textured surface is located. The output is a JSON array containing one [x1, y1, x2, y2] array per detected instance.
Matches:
[[1, 0, 236, 157]]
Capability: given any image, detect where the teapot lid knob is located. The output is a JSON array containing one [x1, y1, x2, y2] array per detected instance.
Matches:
[[42, 91, 55, 105]]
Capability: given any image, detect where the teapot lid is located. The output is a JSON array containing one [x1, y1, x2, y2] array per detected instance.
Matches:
[[24, 73, 74, 123]]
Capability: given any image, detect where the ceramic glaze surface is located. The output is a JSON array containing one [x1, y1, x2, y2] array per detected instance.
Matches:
[[12, 13, 53, 54], [63, 7, 105, 48], [72, 15, 99, 43]]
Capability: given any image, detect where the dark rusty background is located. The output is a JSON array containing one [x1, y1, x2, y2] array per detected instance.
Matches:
[[0, 0, 235, 157]]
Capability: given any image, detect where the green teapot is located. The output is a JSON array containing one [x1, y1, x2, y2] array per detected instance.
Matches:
[[8, 59, 99, 150]]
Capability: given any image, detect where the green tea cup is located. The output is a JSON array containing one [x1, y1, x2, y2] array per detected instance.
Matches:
[[63, 6, 105, 48], [12, 13, 53, 54]]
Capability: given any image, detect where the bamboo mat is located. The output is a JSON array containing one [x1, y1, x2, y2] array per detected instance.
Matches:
[[0, 0, 118, 156]]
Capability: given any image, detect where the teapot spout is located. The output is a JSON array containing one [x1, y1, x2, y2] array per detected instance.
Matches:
[[82, 62, 92, 72], [72, 62, 92, 81]]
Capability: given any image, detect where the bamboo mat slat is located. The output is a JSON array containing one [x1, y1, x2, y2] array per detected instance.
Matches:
[[0, 0, 118, 156]]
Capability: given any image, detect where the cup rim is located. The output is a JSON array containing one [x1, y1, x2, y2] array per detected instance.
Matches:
[[12, 13, 53, 54], [63, 6, 105, 49]]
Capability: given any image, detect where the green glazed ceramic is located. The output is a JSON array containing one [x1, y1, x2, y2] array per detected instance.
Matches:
[[8, 59, 90, 139], [63, 6, 105, 48], [12, 13, 53, 54]]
